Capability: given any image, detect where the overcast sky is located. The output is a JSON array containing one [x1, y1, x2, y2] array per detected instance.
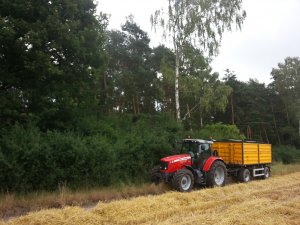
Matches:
[[98, 0, 300, 84]]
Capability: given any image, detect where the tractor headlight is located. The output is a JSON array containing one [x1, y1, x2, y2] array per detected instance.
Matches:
[[160, 161, 168, 170]]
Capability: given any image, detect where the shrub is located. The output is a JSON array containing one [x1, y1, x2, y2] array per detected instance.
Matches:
[[0, 114, 178, 192], [0, 115, 251, 192], [272, 145, 300, 164], [184, 123, 245, 140]]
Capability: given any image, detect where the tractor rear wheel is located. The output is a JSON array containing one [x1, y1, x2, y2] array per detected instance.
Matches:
[[172, 168, 194, 192], [206, 161, 227, 187], [238, 168, 251, 182]]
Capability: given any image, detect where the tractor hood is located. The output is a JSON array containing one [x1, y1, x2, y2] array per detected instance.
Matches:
[[161, 154, 191, 163], [160, 154, 192, 172]]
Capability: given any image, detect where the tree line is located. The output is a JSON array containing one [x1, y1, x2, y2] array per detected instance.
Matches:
[[0, 0, 299, 191]]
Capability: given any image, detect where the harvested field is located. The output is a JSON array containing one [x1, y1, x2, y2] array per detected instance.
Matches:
[[1, 172, 300, 225], [0, 182, 169, 220]]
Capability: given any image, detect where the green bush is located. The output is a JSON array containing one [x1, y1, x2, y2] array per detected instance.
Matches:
[[0, 115, 252, 192], [0, 124, 43, 191], [0, 114, 178, 192], [184, 123, 245, 140], [272, 145, 300, 164]]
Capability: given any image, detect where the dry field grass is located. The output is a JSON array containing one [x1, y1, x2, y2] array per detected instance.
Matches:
[[1, 162, 299, 220], [0, 183, 169, 220], [1, 171, 300, 225]]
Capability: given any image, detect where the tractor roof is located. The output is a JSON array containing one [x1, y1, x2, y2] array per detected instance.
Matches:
[[183, 139, 213, 144]]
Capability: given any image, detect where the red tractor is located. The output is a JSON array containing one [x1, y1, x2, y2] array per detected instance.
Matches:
[[151, 139, 226, 192]]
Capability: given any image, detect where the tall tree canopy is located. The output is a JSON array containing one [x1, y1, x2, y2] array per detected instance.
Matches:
[[105, 17, 159, 114], [0, 0, 107, 129], [179, 45, 231, 127], [271, 57, 300, 140], [151, 0, 246, 120]]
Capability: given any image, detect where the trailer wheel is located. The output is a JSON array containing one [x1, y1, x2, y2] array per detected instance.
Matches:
[[263, 166, 270, 179], [172, 168, 194, 192], [206, 161, 227, 187], [238, 168, 251, 182]]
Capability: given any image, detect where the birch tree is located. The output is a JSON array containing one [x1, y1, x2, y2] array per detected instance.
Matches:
[[151, 0, 246, 120]]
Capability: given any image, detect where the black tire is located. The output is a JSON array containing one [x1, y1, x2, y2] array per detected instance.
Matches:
[[206, 161, 227, 187], [263, 166, 271, 179], [172, 168, 194, 192], [238, 168, 251, 182], [150, 165, 161, 184]]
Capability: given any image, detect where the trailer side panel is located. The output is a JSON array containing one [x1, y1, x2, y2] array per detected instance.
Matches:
[[259, 144, 272, 164], [212, 141, 272, 166]]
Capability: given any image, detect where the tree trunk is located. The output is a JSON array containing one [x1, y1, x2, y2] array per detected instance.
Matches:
[[231, 94, 235, 125], [186, 104, 191, 118], [132, 97, 136, 115], [285, 103, 290, 125], [200, 114, 203, 128], [136, 96, 140, 114], [175, 53, 180, 120], [103, 71, 109, 113], [263, 126, 269, 143], [271, 102, 281, 144], [246, 125, 252, 140]]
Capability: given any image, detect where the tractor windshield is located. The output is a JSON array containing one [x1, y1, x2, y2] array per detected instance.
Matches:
[[181, 141, 212, 157], [181, 141, 199, 155]]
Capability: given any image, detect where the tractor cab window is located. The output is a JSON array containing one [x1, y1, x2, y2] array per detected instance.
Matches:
[[199, 144, 210, 153], [181, 142, 199, 156], [182, 142, 211, 157]]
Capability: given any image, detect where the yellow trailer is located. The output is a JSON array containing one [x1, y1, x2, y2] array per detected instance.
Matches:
[[211, 140, 272, 182], [212, 141, 272, 165]]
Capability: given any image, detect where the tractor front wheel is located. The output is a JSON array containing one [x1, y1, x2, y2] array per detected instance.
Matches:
[[172, 168, 194, 192], [150, 165, 161, 184], [206, 161, 227, 187]]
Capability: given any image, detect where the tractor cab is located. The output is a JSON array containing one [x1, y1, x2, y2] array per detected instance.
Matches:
[[181, 139, 213, 169]]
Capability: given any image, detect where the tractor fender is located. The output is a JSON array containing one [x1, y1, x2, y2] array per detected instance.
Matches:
[[202, 157, 225, 172], [181, 165, 203, 180], [180, 165, 194, 173]]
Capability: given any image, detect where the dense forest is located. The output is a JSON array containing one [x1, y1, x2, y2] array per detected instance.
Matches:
[[1, 0, 299, 192]]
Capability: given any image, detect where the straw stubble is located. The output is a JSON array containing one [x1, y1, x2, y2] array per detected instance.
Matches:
[[3, 172, 300, 225]]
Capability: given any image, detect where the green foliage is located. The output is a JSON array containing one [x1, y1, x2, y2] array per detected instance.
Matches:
[[184, 123, 245, 140], [151, 0, 246, 56], [104, 17, 159, 114], [272, 145, 300, 164], [0, 114, 179, 192], [270, 57, 300, 146], [151, 0, 246, 119], [180, 47, 232, 124], [215, 63, 300, 147], [0, 0, 107, 129], [0, 124, 115, 191], [0, 114, 249, 192]]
